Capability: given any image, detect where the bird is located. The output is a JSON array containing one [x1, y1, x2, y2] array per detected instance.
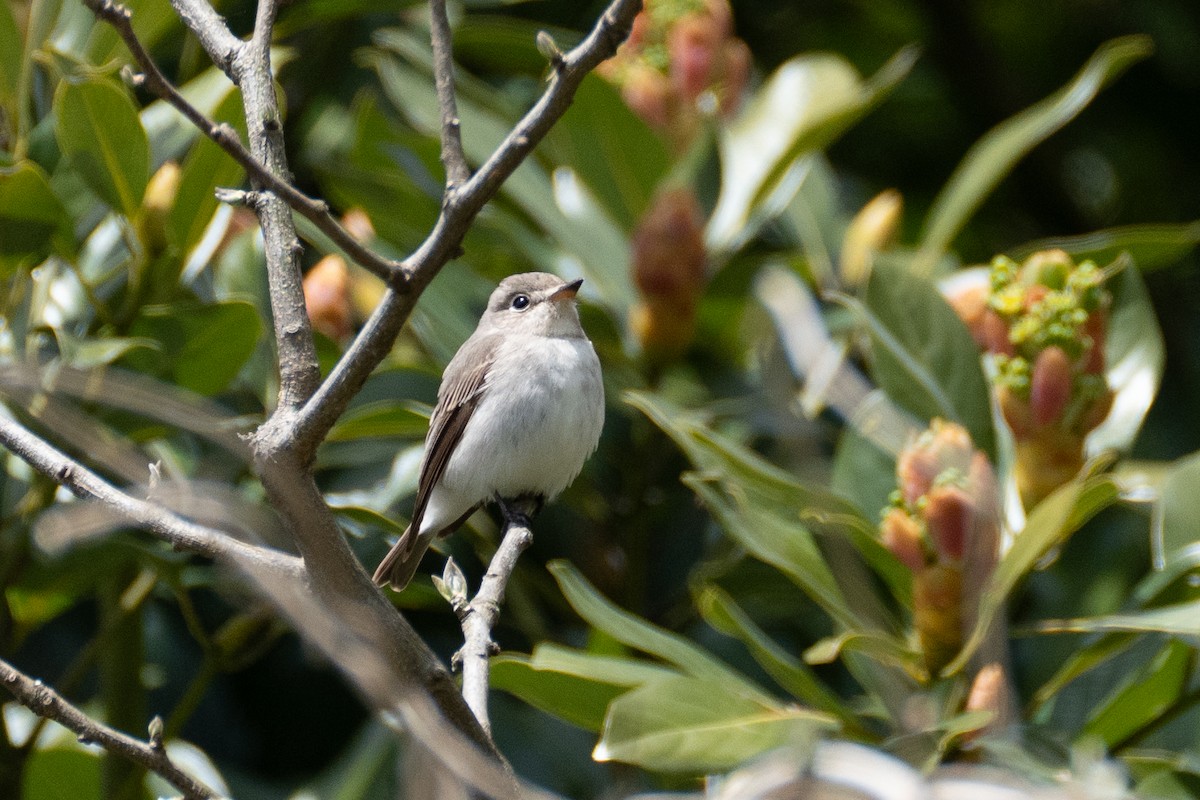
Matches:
[[372, 272, 605, 591]]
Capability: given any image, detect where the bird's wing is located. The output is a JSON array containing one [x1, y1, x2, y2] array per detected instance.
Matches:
[[404, 332, 498, 552]]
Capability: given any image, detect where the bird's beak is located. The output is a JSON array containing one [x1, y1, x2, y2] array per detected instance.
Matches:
[[548, 278, 584, 302]]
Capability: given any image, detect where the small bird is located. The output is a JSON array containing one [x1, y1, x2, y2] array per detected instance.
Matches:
[[372, 272, 605, 591]]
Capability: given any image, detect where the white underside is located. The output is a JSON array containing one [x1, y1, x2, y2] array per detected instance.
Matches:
[[417, 333, 604, 536]]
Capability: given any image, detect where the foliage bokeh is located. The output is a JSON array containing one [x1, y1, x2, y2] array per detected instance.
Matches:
[[2, 0, 1200, 797]]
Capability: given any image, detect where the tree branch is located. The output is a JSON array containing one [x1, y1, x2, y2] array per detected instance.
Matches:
[[0, 413, 302, 579], [165, 0, 241, 75], [454, 499, 537, 736], [84, 0, 402, 284], [284, 0, 642, 461], [0, 659, 220, 800], [429, 0, 471, 188]]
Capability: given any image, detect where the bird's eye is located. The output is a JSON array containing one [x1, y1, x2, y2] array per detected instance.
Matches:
[[511, 294, 530, 310]]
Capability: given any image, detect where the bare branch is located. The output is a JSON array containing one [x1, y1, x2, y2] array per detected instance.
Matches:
[[284, 0, 642, 460], [166, 0, 241, 75], [0, 413, 302, 578], [456, 499, 538, 736], [429, 0, 471, 188], [0, 659, 221, 800], [84, 0, 402, 284]]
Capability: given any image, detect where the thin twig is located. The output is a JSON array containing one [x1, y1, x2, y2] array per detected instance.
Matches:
[[283, 0, 642, 461], [83, 0, 401, 283], [0, 413, 303, 578], [0, 659, 221, 800], [429, 0, 471, 188], [455, 498, 538, 735]]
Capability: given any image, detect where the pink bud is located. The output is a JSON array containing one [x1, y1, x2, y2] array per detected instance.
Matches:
[[668, 13, 719, 102], [881, 508, 926, 572], [924, 485, 972, 562], [1030, 346, 1073, 427]]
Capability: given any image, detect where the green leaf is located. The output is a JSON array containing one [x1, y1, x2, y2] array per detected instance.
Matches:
[[169, 90, 246, 255], [544, 75, 670, 231], [707, 47, 916, 254], [0, 1, 20, 107], [1082, 639, 1192, 748], [23, 748, 101, 800], [1086, 259, 1164, 455], [916, 36, 1153, 272], [696, 586, 860, 727], [629, 390, 909, 624], [54, 77, 150, 216], [548, 560, 766, 694], [1009, 221, 1200, 273], [331, 505, 409, 539], [944, 471, 1119, 675], [492, 646, 676, 732], [594, 675, 836, 773], [1154, 451, 1200, 563], [326, 401, 430, 443], [124, 301, 262, 395], [1034, 600, 1200, 637], [858, 260, 996, 458], [0, 161, 73, 274]]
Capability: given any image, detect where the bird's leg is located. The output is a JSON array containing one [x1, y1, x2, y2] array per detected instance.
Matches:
[[495, 493, 543, 528]]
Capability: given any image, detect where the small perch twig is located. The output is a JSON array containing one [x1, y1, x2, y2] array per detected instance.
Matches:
[[453, 498, 538, 735]]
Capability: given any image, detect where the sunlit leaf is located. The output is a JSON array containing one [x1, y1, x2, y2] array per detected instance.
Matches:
[[326, 401, 430, 443], [629, 391, 907, 629], [707, 47, 916, 254], [916, 36, 1152, 272], [544, 75, 670, 231], [492, 645, 677, 732], [548, 560, 766, 694], [1010, 221, 1200, 273], [594, 675, 835, 772], [54, 77, 150, 216], [1085, 260, 1164, 456], [944, 471, 1119, 675], [696, 585, 861, 727], [853, 260, 996, 458], [169, 90, 246, 255], [1034, 600, 1200, 638]]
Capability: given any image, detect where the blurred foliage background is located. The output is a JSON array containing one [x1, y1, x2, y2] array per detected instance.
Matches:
[[2, 0, 1200, 797]]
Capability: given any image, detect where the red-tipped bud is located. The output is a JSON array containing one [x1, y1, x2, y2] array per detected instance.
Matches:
[[668, 13, 720, 102], [924, 485, 972, 562], [1030, 346, 1073, 427], [304, 254, 353, 342], [1080, 388, 1115, 433], [997, 385, 1033, 438], [881, 508, 926, 572], [632, 188, 707, 299], [1082, 309, 1108, 375]]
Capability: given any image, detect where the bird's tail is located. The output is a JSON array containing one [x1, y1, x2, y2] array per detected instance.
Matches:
[[372, 526, 433, 591]]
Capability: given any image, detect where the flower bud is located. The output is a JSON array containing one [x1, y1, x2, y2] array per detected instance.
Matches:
[[621, 63, 673, 131], [840, 189, 902, 289], [896, 421, 974, 506], [668, 13, 720, 102], [632, 188, 707, 300], [630, 298, 698, 361], [138, 161, 181, 254], [303, 254, 353, 342], [719, 39, 752, 117], [1030, 345, 1073, 427], [914, 564, 963, 674], [341, 207, 376, 243], [881, 508, 925, 572], [924, 485, 972, 562]]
